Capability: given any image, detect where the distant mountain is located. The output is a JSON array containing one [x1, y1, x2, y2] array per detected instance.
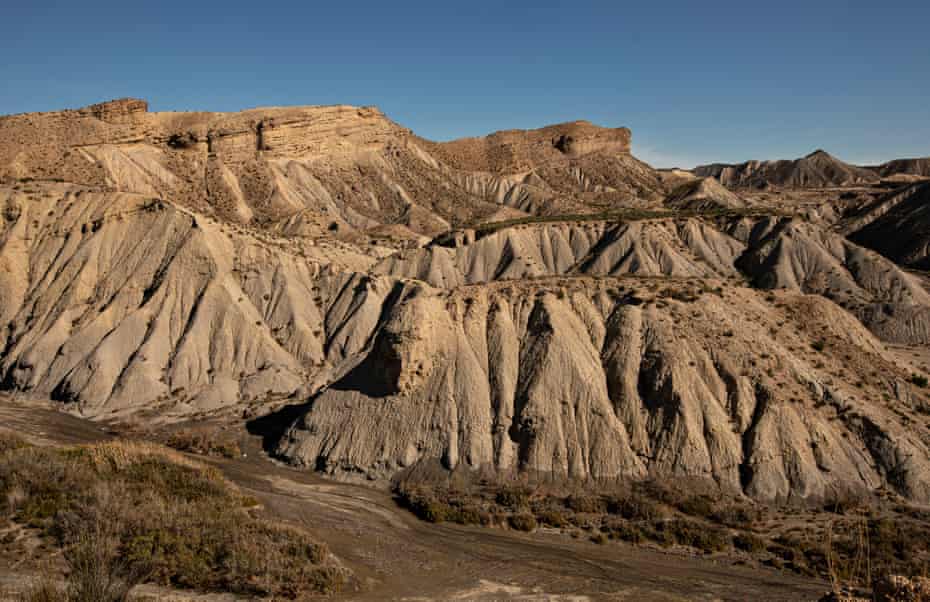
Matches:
[[694, 150, 878, 188], [874, 157, 930, 178]]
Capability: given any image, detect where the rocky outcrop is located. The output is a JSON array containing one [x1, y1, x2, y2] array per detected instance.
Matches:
[[422, 121, 632, 174], [78, 98, 149, 124]]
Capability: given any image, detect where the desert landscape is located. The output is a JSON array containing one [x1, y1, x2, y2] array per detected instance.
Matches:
[[0, 97, 928, 601]]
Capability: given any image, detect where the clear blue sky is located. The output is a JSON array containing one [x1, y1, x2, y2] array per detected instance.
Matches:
[[3, 0, 929, 168]]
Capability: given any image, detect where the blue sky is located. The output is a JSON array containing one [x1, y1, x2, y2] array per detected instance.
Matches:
[[2, 0, 929, 168]]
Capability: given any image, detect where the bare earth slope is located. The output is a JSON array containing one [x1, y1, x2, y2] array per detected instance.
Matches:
[[845, 181, 930, 269]]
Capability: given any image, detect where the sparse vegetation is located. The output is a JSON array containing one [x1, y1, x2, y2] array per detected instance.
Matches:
[[508, 513, 537, 532], [165, 428, 241, 458], [392, 475, 930, 585], [471, 207, 793, 238], [909, 374, 929, 388], [0, 436, 343, 599]]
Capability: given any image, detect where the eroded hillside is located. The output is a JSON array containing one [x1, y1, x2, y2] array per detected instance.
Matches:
[[2, 99, 930, 507]]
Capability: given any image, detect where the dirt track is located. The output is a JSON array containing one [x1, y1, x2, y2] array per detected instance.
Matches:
[[0, 398, 826, 601]]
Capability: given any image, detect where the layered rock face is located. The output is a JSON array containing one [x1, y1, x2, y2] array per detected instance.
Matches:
[[0, 101, 663, 234], [78, 98, 149, 124], [422, 121, 631, 172]]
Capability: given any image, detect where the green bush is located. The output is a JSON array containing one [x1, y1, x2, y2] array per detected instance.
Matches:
[[908, 374, 928, 388]]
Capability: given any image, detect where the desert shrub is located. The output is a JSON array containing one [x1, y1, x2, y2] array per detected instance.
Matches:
[[605, 494, 662, 521], [606, 521, 647, 544], [677, 495, 716, 519], [0, 440, 341, 599], [536, 509, 568, 528], [711, 504, 759, 527], [395, 488, 450, 523], [446, 504, 485, 525], [494, 487, 529, 509], [0, 433, 30, 455], [165, 429, 240, 458], [733, 532, 766, 553], [508, 513, 537, 532], [654, 519, 729, 553], [65, 529, 149, 602], [821, 490, 865, 515], [564, 494, 606, 514]]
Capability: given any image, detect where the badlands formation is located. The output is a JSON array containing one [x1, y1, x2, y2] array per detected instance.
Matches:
[[2, 99, 930, 506]]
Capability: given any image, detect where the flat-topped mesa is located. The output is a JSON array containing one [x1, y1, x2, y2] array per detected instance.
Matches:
[[425, 120, 632, 173], [198, 105, 398, 161], [78, 98, 149, 124], [0, 100, 404, 186]]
